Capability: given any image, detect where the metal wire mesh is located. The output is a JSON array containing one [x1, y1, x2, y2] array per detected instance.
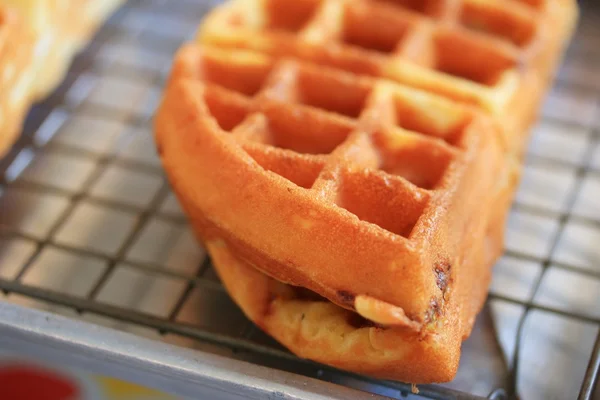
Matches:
[[0, 0, 599, 399]]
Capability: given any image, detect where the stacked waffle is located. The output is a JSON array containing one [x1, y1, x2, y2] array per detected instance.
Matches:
[[154, 0, 578, 384], [0, 0, 124, 157]]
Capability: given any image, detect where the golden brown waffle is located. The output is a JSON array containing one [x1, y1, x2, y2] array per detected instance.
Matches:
[[0, 0, 124, 157], [155, 0, 577, 384], [155, 44, 512, 382], [199, 0, 578, 151]]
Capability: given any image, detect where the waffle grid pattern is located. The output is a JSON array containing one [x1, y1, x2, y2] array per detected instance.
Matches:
[[187, 45, 479, 240], [0, 0, 599, 399], [199, 0, 555, 115]]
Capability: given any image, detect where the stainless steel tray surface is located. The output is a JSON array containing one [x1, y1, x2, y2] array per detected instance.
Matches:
[[0, 0, 599, 399]]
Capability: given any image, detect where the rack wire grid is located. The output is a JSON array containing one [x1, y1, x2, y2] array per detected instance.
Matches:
[[0, 0, 598, 399]]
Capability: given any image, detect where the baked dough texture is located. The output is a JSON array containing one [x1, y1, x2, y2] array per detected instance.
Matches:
[[0, 0, 124, 157], [154, 0, 578, 384]]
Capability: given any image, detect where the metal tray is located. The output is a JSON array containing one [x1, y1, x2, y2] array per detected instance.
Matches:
[[0, 0, 599, 399]]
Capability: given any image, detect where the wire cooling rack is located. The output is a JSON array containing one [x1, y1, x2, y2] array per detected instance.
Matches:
[[0, 0, 599, 399]]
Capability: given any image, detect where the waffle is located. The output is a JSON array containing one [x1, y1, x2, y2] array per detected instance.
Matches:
[[0, 0, 124, 157], [199, 0, 578, 152], [155, 44, 512, 382], [155, 0, 577, 384]]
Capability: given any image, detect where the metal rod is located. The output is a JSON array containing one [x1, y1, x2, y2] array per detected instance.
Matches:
[[507, 115, 600, 398], [578, 329, 600, 400]]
